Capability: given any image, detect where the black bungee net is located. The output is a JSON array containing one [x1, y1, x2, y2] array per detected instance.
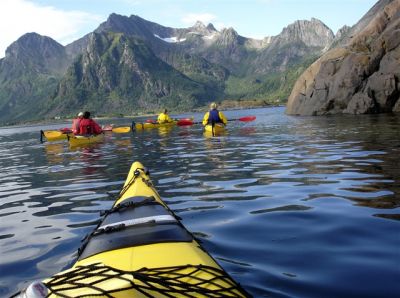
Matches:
[[43, 262, 250, 297], [19, 167, 251, 297]]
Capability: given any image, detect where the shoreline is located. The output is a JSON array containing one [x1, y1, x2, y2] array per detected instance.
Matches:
[[0, 104, 282, 128]]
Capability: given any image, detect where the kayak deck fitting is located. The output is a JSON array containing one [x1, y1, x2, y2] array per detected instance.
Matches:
[[16, 161, 250, 297]]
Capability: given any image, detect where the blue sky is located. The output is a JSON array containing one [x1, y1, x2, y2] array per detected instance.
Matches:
[[0, 0, 378, 58]]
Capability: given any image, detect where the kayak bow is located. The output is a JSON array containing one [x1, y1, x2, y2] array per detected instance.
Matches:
[[40, 130, 72, 142], [16, 161, 250, 297]]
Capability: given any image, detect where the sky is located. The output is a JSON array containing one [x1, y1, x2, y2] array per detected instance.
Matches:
[[0, 0, 378, 58]]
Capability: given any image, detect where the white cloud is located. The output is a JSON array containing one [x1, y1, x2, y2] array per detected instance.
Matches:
[[0, 0, 102, 58], [181, 13, 217, 26]]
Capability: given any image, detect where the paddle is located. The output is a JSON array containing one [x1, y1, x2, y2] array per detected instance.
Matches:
[[59, 128, 72, 133], [177, 115, 256, 126], [230, 115, 256, 122]]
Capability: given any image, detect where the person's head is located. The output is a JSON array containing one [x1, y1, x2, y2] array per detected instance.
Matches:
[[210, 102, 217, 110], [77, 112, 84, 118], [164, 109, 168, 114], [83, 111, 90, 119]]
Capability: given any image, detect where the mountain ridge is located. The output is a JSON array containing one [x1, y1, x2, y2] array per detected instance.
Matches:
[[0, 13, 339, 124]]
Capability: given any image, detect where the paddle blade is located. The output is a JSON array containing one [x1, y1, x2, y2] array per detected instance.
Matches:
[[59, 128, 72, 133], [146, 119, 157, 124], [112, 127, 131, 133], [102, 125, 113, 131], [178, 117, 194, 122], [238, 116, 256, 122], [177, 119, 194, 126]]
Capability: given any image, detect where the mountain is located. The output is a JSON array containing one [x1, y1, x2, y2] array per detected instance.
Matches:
[[0, 33, 71, 123], [286, 0, 400, 115], [0, 13, 336, 124], [252, 18, 334, 74], [45, 31, 209, 117]]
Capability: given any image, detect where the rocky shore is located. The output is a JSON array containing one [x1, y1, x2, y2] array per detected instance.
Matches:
[[286, 0, 400, 115]]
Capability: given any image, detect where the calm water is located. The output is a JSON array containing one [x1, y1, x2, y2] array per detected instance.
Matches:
[[0, 107, 399, 297]]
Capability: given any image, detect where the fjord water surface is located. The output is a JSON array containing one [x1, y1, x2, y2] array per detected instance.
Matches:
[[0, 107, 399, 297]]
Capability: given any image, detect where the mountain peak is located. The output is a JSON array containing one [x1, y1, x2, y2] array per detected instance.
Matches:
[[207, 23, 217, 31], [5, 32, 64, 59], [278, 18, 334, 48], [193, 21, 206, 29], [221, 27, 238, 37], [187, 21, 217, 36]]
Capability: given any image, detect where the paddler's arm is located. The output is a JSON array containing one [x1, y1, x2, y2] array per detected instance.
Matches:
[[202, 112, 210, 126], [219, 112, 227, 125]]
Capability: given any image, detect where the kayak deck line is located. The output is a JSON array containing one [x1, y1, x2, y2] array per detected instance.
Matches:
[[100, 196, 157, 216], [96, 214, 177, 232], [15, 162, 251, 298], [76, 193, 194, 261]]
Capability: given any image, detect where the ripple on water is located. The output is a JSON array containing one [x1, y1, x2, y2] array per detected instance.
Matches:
[[1, 109, 400, 297]]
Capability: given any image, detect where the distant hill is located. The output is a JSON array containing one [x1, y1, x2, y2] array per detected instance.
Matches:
[[0, 13, 337, 124]]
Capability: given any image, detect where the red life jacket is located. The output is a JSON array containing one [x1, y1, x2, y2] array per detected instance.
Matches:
[[78, 118, 102, 135]]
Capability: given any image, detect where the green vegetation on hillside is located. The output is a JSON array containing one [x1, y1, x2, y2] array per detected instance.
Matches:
[[225, 55, 317, 104]]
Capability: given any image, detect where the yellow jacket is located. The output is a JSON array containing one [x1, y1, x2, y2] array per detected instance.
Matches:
[[202, 111, 227, 126], [157, 112, 172, 123]]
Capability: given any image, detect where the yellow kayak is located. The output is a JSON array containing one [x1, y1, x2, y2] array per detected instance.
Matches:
[[40, 130, 72, 142], [68, 133, 105, 147], [17, 161, 249, 297], [132, 121, 177, 130], [132, 118, 194, 130], [204, 123, 227, 136]]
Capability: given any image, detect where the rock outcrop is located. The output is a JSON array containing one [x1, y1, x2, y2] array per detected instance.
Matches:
[[286, 0, 400, 115]]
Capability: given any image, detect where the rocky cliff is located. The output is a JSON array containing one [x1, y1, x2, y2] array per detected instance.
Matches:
[[286, 0, 400, 115]]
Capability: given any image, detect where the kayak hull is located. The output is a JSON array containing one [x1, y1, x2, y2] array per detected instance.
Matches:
[[133, 118, 193, 130], [18, 161, 249, 297], [68, 133, 105, 147], [133, 121, 177, 130], [204, 123, 226, 135]]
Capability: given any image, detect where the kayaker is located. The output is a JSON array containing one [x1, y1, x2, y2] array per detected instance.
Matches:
[[202, 102, 227, 126], [71, 112, 84, 134], [76, 111, 103, 135], [157, 109, 173, 124]]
